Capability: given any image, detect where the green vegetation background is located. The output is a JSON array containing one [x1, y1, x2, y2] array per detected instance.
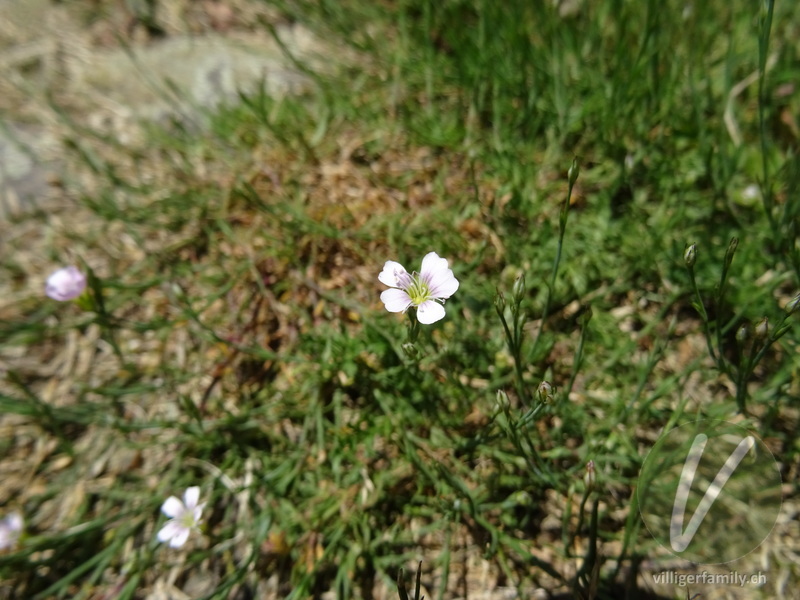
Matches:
[[1, 0, 798, 599]]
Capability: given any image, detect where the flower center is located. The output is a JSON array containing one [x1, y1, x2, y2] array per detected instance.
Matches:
[[179, 511, 197, 529], [406, 274, 431, 306]]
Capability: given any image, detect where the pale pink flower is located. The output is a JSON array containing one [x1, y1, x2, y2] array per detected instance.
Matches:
[[45, 266, 86, 301], [379, 252, 459, 324], [157, 487, 204, 548], [0, 512, 23, 551]]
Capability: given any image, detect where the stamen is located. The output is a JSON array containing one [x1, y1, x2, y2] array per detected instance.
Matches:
[[405, 273, 431, 306]]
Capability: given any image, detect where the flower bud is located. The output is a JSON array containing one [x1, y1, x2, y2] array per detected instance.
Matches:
[[736, 323, 749, 343], [568, 157, 580, 187], [785, 292, 800, 315], [496, 389, 510, 411], [537, 381, 554, 404], [512, 274, 526, 305], [724, 237, 739, 269], [45, 266, 87, 301], [578, 305, 593, 327], [494, 290, 506, 318], [624, 154, 635, 173], [754, 317, 769, 340], [402, 343, 421, 361], [584, 460, 596, 492], [684, 243, 697, 268], [509, 491, 532, 507]]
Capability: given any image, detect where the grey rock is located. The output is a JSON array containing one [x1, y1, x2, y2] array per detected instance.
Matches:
[[0, 0, 325, 219]]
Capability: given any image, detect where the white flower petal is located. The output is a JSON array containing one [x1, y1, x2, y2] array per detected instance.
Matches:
[[183, 487, 201, 510], [420, 252, 458, 298], [193, 505, 205, 524], [420, 252, 450, 278], [6, 513, 23, 533], [169, 527, 191, 548], [161, 496, 184, 518], [380, 288, 412, 313], [427, 270, 459, 299], [157, 521, 183, 543], [378, 261, 408, 288], [416, 300, 446, 324], [0, 513, 22, 550]]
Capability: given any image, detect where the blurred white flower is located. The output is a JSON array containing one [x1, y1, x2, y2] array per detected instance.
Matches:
[[742, 184, 761, 201], [379, 252, 459, 324], [45, 266, 86, 301], [157, 487, 205, 548], [0, 512, 23, 551]]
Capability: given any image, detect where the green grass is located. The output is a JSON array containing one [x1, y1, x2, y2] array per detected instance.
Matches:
[[1, 0, 799, 598]]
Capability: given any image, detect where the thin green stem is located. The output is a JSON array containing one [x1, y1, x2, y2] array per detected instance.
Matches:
[[498, 304, 529, 403], [757, 0, 776, 230], [687, 268, 718, 364], [565, 317, 588, 398], [531, 161, 577, 359]]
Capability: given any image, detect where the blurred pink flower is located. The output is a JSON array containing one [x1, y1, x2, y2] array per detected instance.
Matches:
[[157, 487, 204, 548], [379, 252, 459, 324], [0, 512, 23, 551], [45, 266, 86, 301]]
